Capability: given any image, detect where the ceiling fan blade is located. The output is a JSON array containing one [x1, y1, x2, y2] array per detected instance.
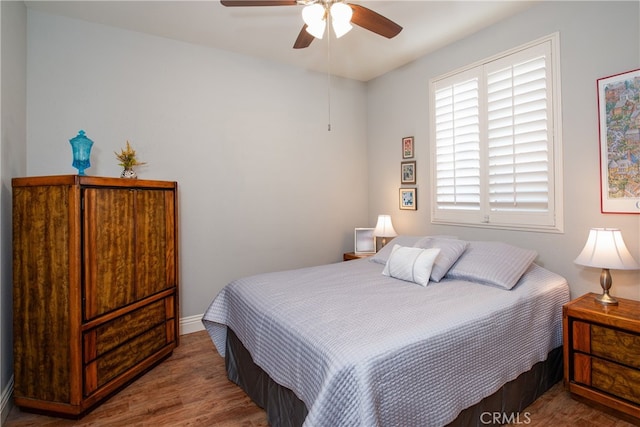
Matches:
[[221, 0, 297, 6], [348, 4, 402, 39], [293, 25, 315, 49]]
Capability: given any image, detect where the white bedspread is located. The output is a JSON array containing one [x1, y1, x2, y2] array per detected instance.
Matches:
[[202, 259, 569, 427]]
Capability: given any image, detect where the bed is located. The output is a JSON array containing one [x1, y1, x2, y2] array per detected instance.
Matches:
[[202, 236, 570, 426]]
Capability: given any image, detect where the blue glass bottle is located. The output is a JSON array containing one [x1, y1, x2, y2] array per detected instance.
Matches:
[[69, 130, 94, 175]]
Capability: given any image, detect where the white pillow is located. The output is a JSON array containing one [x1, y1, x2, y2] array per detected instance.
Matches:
[[382, 245, 441, 287]]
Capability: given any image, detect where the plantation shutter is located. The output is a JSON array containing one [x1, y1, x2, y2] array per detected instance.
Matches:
[[430, 35, 560, 231], [434, 72, 481, 212], [486, 42, 552, 218]]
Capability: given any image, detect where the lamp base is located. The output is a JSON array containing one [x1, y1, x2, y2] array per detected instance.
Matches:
[[595, 292, 618, 306], [596, 268, 618, 305]]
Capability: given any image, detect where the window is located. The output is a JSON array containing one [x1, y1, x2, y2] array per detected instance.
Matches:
[[430, 33, 563, 232]]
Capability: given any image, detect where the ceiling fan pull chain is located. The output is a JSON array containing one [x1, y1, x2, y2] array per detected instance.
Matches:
[[327, 20, 331, 132]]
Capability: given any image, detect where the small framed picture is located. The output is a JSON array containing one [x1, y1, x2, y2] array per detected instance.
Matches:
[[402, 136, 414, 159], [399, 188, 417, 210], [401, 161, 416, 184], [354, 228, 376, 254]]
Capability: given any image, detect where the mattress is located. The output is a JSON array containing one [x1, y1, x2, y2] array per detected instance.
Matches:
[[203, 257, 569, 426]]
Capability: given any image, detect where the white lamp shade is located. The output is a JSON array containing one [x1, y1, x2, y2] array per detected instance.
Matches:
[[302, 3, 325, 26], [331, 20, 352, 38], [574, 228, 640, 270], [305, 20, 326, 39], [303, 4, 326, 39], [373, 215, 397, 238], [330, 2, 353, 38], [330, 2, 352, 22]]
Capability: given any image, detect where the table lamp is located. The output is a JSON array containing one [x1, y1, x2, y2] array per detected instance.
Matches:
[[373, 214, 397, 249], [574, 228, 639, 305]]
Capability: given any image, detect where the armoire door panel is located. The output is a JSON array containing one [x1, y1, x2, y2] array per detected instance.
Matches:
[[83, 188, 136, 319], [134, 189, 172, 299], [13, 185, 73, 403], [164, 191, 177, 287]]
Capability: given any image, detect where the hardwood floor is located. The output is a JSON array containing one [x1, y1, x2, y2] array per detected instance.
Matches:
[[5, 331, 268, 427], [5, 331, 636, 427]]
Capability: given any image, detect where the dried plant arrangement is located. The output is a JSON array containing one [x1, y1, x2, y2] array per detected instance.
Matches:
[[115, 141, 146, 169]]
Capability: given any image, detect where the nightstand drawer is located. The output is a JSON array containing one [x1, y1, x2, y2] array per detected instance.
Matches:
[[593, 358, 640, 405], [343, 252, 373, 261], [592, 325, 640, 369]]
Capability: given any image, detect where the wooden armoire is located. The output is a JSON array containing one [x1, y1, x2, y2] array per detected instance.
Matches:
[[12, 175, 179, 417]]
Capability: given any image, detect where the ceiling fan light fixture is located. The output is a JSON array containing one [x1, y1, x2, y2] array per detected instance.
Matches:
[[302, 3, 325, 26], [332, 20, 352, 38], [305, 20, 326, 39], [330, 2, 352, 22], [302, 3, 326, 38], [330, 2, 353, 38]]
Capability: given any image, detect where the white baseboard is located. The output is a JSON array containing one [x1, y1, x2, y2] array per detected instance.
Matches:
[[179, 313, 205, 335], [1, 375, 14, 425]]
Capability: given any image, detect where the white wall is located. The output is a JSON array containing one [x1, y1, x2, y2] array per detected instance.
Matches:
[[367, 1, 640, 300], [1, 0, 27, 422], [26, 10, 369, 319], [3, 0, 639, 418]]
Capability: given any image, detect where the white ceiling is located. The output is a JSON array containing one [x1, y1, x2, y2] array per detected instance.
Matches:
[[25, 0, 537, 82]]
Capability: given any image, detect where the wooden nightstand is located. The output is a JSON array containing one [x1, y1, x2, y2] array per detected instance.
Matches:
[[563, 292, 640, 423], [343, 252, 373, 261]]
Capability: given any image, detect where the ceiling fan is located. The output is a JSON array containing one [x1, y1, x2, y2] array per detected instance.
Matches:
[[220, 0, 403, 49]]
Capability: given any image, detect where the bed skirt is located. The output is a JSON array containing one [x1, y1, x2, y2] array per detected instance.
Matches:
[[225, 328, 563, 427]]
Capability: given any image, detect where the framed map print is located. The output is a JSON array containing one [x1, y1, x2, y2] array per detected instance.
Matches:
[[598, 68, 640, 213]]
